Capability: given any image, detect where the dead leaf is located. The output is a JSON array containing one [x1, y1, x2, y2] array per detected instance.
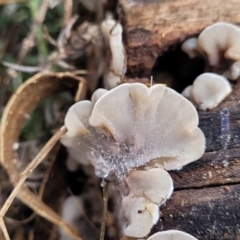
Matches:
[[0, 72, 87, 240]]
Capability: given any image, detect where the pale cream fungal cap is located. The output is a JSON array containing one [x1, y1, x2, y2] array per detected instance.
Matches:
[[104, 71, 122, 90], [198, 22, 240, 67], [191, 73, 232, 110], [181, 85, 192, 100], [147, 230, 198, 240], [223, 60, 240, 80], [121, 195, 159, 238], [91, 88, 108, 106], [61, 89, 108, 167], [63, 100, 92, 138], [125, 168, 173, 205], [61, 101, 93, 165], [89, 83, 205, 171], [59, 196, 82, 240], [181, 37, 202, 58], [101, 15, 126, 89]]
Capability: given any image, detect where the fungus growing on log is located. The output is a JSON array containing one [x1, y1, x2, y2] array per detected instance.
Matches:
[[101, 15, 126, 89], [181, 37, 202, 59], [125, 168, 173, 205], [198, 22, 240, 80], [120, 168, 173, 237], [121, 195, 159, 238], [61, 83, 205, 238], [62, 83, 205, 177], [190, 73, 232, 110], [147, 230, 198, 240]]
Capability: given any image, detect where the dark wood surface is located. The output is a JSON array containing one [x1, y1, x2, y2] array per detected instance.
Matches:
[[119, 0, 240, 77], [120, 1, 240, 238]]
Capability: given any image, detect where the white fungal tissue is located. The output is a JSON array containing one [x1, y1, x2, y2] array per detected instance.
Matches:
[[61, 83, 206, 237], [101, 14, 126, 89], [62, 83, 205, 179], [182, 73, 232, 111], [182, 22, 240, 80], [147, 230, 198, 240]]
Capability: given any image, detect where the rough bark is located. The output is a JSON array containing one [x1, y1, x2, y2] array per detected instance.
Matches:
[[120, 1, 240, 238], [119, 0, 240, 76]]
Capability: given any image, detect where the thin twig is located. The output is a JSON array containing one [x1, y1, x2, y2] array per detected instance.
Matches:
[[0, 126, 67, 218], [100, 180, 109, 240], [18, 0, 50, 63], [63, 0, 73, 25], [0, 218, 10, 240]]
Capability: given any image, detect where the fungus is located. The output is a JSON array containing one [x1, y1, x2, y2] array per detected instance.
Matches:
[[181, 37, 202, 58], [190, 73, 232, 110], [61, 88, 108, 168], [198, 22, 240, 79], [61, 83, 206, 238], [125, 168, 173, 205], [121, 195, 159, 238], [181, 85, 192, 100], [101, 15, 126, 89], [147, 230, 198, 240], [62, 83, 205, 178], [59, 196, 82, 240], [120, 168, 173, 237]]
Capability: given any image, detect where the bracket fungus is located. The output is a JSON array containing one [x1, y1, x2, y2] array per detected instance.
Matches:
[[125, 168, 173, 205], [181, 37, 203, 59], [189, 73, 232, 111], [61, 83, 205, 238], [101, 15, 126, 89], [120, 168, 173, 237], [121, 196, 159, 238], [147, 230, 198, 240], [197, 22, 240, 80], [62, 83, 205, 178], [59, 196, 83, 240]]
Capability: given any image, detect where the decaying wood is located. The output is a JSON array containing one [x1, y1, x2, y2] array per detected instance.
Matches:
[[170, 80, 240, 189], [119, 0, 240, 76], [153, 184, 240, 240], [122, 78, 240, 238], [120, 2, 240, 236]]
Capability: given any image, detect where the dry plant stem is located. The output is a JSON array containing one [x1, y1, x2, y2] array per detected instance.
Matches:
[[0, 127, 83, 240], [100, 180, 109, 240], [18, 0, 50, 63], [0, 0, 25, 4], [0, 72, 86, 240], [64, 0, 73, 25], [43, 25, 59, 48], [0, 218, 10, 240], [17, 186, 82, 240], [0, 127, 67, 218]]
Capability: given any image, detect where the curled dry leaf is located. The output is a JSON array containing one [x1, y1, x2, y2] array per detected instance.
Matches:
[[0, 72, 87, 240]]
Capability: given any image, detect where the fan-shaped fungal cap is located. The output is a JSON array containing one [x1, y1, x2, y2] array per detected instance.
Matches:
[[181, 37, 202, 58], [61, 100, 93, 165], [223, 60, 240, 80], [191, 73, 232, 110], [121, 195, 159, 238], [125, 168, 173, 205], [62, 83, 205, 179], [59, 196, 82, 240], [89, 83, 205, 172], [147, 230, 198, 240], [101, 15, 126, 89], [181, 85, 192, 100], [91, 88, 108, 105], [198, 22, 240, 67], [61, 88, 108, 166]]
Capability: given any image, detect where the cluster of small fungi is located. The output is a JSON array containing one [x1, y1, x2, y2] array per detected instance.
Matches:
[[181, 22, 240, 110], [60, 21, 240, 240]]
